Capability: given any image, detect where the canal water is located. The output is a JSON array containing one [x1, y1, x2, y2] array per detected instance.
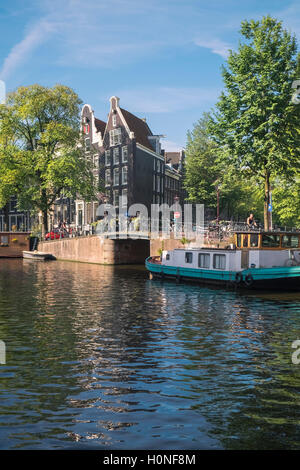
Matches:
[[0, 259, 299, 450]]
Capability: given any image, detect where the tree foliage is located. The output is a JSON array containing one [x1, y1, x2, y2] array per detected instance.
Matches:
[[210, 16, 300, 229], [185, 113, 264, 222], [0, 84, 98, 233], [184, 113, 220, 207]]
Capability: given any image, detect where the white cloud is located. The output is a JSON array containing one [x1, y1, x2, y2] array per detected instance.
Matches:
[[194, 38, 233, 58], [113, 87, 221, 113], [0, 20, 55, 81]]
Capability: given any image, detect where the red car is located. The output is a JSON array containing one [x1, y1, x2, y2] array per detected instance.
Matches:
[[45, 230, 64, 240]]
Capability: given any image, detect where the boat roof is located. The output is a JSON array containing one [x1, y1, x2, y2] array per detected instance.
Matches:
[[235, 230, 300, 235]]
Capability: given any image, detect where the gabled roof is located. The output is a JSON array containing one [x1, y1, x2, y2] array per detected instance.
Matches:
[[165, 152, 181, 167], [94, 117, 106, 135], [120, 108, 154, 151]]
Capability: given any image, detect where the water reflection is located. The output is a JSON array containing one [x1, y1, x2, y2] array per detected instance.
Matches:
[[0, 259, 300, 449]]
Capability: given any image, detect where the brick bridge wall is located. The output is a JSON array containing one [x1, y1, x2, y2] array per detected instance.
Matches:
[[39, 235, 150, 265]]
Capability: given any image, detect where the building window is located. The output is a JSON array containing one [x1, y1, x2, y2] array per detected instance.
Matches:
[[153, 175, 156, 191], [93, 154, 99, 168], [113, 147, 119, 165], [110, 128, 122, 146], [153, 159, 156, 171], [85, 137, 91, 151], [113, 168, 119, 186], [156, 175, 160, 192], [105, 169, 111, 186], [112, 114, 117, 127], [213, 254, 226, 270], [185, 252, 193, 263], [282, 235, 299, 248], [122, 146, 128, 162], [113, 190, 119, 207], [122, 166, 128, 184], [121, 189, 127, 207], [105, 150, 111, 166], [198, 253, 210, 268]]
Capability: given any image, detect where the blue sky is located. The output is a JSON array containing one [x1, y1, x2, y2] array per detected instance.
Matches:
[[0, 0, 299, 151]]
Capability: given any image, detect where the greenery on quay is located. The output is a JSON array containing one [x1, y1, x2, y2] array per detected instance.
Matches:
[[0, 84, 98, 235], [185, 16, 300, 229]]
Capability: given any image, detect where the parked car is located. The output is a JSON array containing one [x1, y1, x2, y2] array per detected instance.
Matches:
[[45, 230, 64, 240]]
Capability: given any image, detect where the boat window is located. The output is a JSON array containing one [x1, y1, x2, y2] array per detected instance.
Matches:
[[166, 254, 170, 260], [250, 234, 259, 247], [236, 233, 242, 248], [242, 234, 248, 248], [282, 235, 299, 248], [262, 234, 280, 247], [213, 254, 226, 270], [198, 253, 210, 268], [185, 252, 193, 263]]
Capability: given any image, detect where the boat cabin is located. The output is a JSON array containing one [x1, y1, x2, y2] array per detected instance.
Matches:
[[234, 231, 300, 250], [160, 231, 300, 272]]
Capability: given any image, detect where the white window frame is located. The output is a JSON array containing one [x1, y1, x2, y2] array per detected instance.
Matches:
[[122, 166, 128, 185], [85, 137, 91, 152], [113, 147, 119, 165], [105, 169, 111, 186], [113, 190, 119, 207], [105, 150, 111, 166], [93, 154, 99, 168], [121, 189, 128, 207], [122, 146, 128, 163], [110, 128, 122, 147], [113, 168, 119, 186]]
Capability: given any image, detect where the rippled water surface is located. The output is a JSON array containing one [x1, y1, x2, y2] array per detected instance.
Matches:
[[0, 259, 300, 449]]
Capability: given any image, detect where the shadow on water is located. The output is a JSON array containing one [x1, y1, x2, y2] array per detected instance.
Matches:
[[0, 259, 300, 449]]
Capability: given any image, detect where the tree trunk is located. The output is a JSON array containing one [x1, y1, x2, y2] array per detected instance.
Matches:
[[264, 171, 271, 231], [3, 203, 9, 231], [41, 188, 48, 239], [42, 210, 48, 239]]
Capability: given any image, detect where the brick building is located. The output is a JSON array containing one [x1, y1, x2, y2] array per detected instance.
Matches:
[[60, 96, 185, 230]]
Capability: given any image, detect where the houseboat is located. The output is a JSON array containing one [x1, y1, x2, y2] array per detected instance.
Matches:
[[146, 231, 300, 290]]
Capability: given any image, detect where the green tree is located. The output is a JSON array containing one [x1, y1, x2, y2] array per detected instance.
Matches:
[[185, 113, 264, 222], [272, 176, 300, 228], [0, 84, 97, 235], [210, 16, 300, 230], [185, 113, 220, 207]]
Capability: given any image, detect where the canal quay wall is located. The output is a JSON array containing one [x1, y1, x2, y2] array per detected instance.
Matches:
[[39, 235, 150, 265], [150, 236, 186, 256], [39, 233, 227, 265], [0, 232, 31, 258]]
